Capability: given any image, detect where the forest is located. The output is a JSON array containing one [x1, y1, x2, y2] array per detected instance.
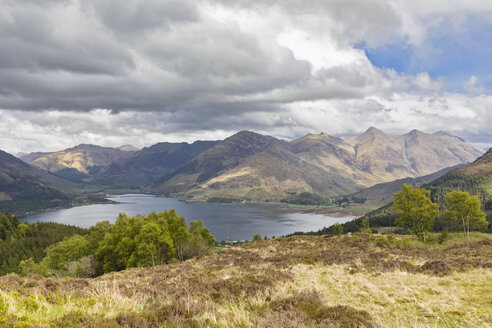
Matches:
[[0, 210, 215, 277], [293, 184, 492, 238]]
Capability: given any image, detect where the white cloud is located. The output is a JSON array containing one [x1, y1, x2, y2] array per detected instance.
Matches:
[[463, 76, 487, 95]]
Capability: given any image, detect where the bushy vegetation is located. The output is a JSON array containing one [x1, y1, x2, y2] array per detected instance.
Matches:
[[1, 210, 216, 278], [300, 184, 491, 239], [0, 213, 86, 275], [393, 185, 439, 241], [426, 172, 492, 229], [281, 192, 332, 206], [206, 197, 242, 203], [444, 190, 488, 237]]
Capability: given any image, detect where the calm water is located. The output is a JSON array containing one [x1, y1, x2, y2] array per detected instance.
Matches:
[[21, 194, 356, 241]]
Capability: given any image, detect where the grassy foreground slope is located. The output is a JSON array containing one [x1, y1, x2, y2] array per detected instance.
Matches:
[[1, 233, 491, 328]]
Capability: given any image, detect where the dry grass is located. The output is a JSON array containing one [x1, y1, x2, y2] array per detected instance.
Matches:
[[0, 233, 491, 327]]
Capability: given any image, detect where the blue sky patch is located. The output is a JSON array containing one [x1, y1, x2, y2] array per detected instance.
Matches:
[[360, 15, 492, 91]]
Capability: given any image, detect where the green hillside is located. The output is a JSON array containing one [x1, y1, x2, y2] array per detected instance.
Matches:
[[337, 148, 492, 234]]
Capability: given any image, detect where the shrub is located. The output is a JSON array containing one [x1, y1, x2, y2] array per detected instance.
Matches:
[[438, 228, 449, 244], [66, 256, 99, 278], [359, 218, 372, 234], [375, 236, 389, 248], [332, 223, 343, 235]]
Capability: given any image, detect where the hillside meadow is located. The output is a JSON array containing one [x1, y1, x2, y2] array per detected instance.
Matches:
[[0, 233, 491, 328]]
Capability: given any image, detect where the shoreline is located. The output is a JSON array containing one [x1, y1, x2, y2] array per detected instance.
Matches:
[[18, 192, 366, 220]]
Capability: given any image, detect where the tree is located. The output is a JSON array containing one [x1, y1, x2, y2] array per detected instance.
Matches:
[[136, 222, 174, 266], [42, 234, 90, 272], [444, 190, 488, 238], [253, 233, 261, 241], [392, 184, 438, 241], [332, 223, 343, 235], [16, 223, 29, 239], [359, 218, 371, 234], [175, 226, 192, 261], [19, 258, 39, 276]]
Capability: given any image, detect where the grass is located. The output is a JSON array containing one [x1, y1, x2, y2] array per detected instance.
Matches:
[[0, 233, 491, 327]]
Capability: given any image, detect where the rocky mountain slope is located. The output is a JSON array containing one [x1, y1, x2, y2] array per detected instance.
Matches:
[[91, 141, 219, 188], [156, 128, 483, 202], [0, 150, 75, 212], [20, 144, 137, 182]]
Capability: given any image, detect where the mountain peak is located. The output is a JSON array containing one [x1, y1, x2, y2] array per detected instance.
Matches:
[[225, 131, 278, 147], [230, 130, 266, 139], [407, 129, 423, 136], [118, 144, 139, 152], [362, 126, 386, 136], [300, 132, 334, 140], [357, 127, 388, 142], [69, 144, 104, 151], [433, 131, 452, 137]]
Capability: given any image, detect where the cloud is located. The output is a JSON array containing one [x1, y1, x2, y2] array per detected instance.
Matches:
[[0, 0, 492, 153]]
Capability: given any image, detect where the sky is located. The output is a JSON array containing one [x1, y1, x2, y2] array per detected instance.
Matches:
[[1, 0, 492, 154]]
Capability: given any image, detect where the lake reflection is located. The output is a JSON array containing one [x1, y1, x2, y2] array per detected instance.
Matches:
[[22, 194, 356, 241]]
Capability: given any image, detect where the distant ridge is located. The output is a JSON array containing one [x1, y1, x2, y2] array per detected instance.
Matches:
[[91, 140, 220, 188], [118, 144, 139, 152], [20, 144, 136, 182], [0, 149, 74, 212], [12, 128, 483, 204]]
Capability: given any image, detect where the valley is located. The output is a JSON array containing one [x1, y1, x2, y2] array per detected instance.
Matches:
[[2, 128, 482, 216], [21, 194, 355, 241], [1, 130, 491, 328]]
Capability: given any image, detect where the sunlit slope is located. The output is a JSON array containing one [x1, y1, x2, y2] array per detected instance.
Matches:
[[156, 129, 483, 202], [21, 144, 136, 182], [1, 233, 491, 327]]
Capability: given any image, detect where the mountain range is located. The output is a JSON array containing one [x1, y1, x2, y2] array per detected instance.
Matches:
[[2, 127, 484, 212], [91, 141, 220, 188], [156, 128, 483, 202]]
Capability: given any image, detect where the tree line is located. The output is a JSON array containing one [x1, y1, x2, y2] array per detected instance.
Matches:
[[392, 185, 487, 241], [0, 213, 87, 275], [294, 185, 490, 239], [1, 210, 216, 278]]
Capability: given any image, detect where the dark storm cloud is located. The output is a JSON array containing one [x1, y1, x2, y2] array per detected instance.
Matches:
[[87, 0, 199, 34], [0, 0, 314, 113], [0, 1, 135, 75]]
